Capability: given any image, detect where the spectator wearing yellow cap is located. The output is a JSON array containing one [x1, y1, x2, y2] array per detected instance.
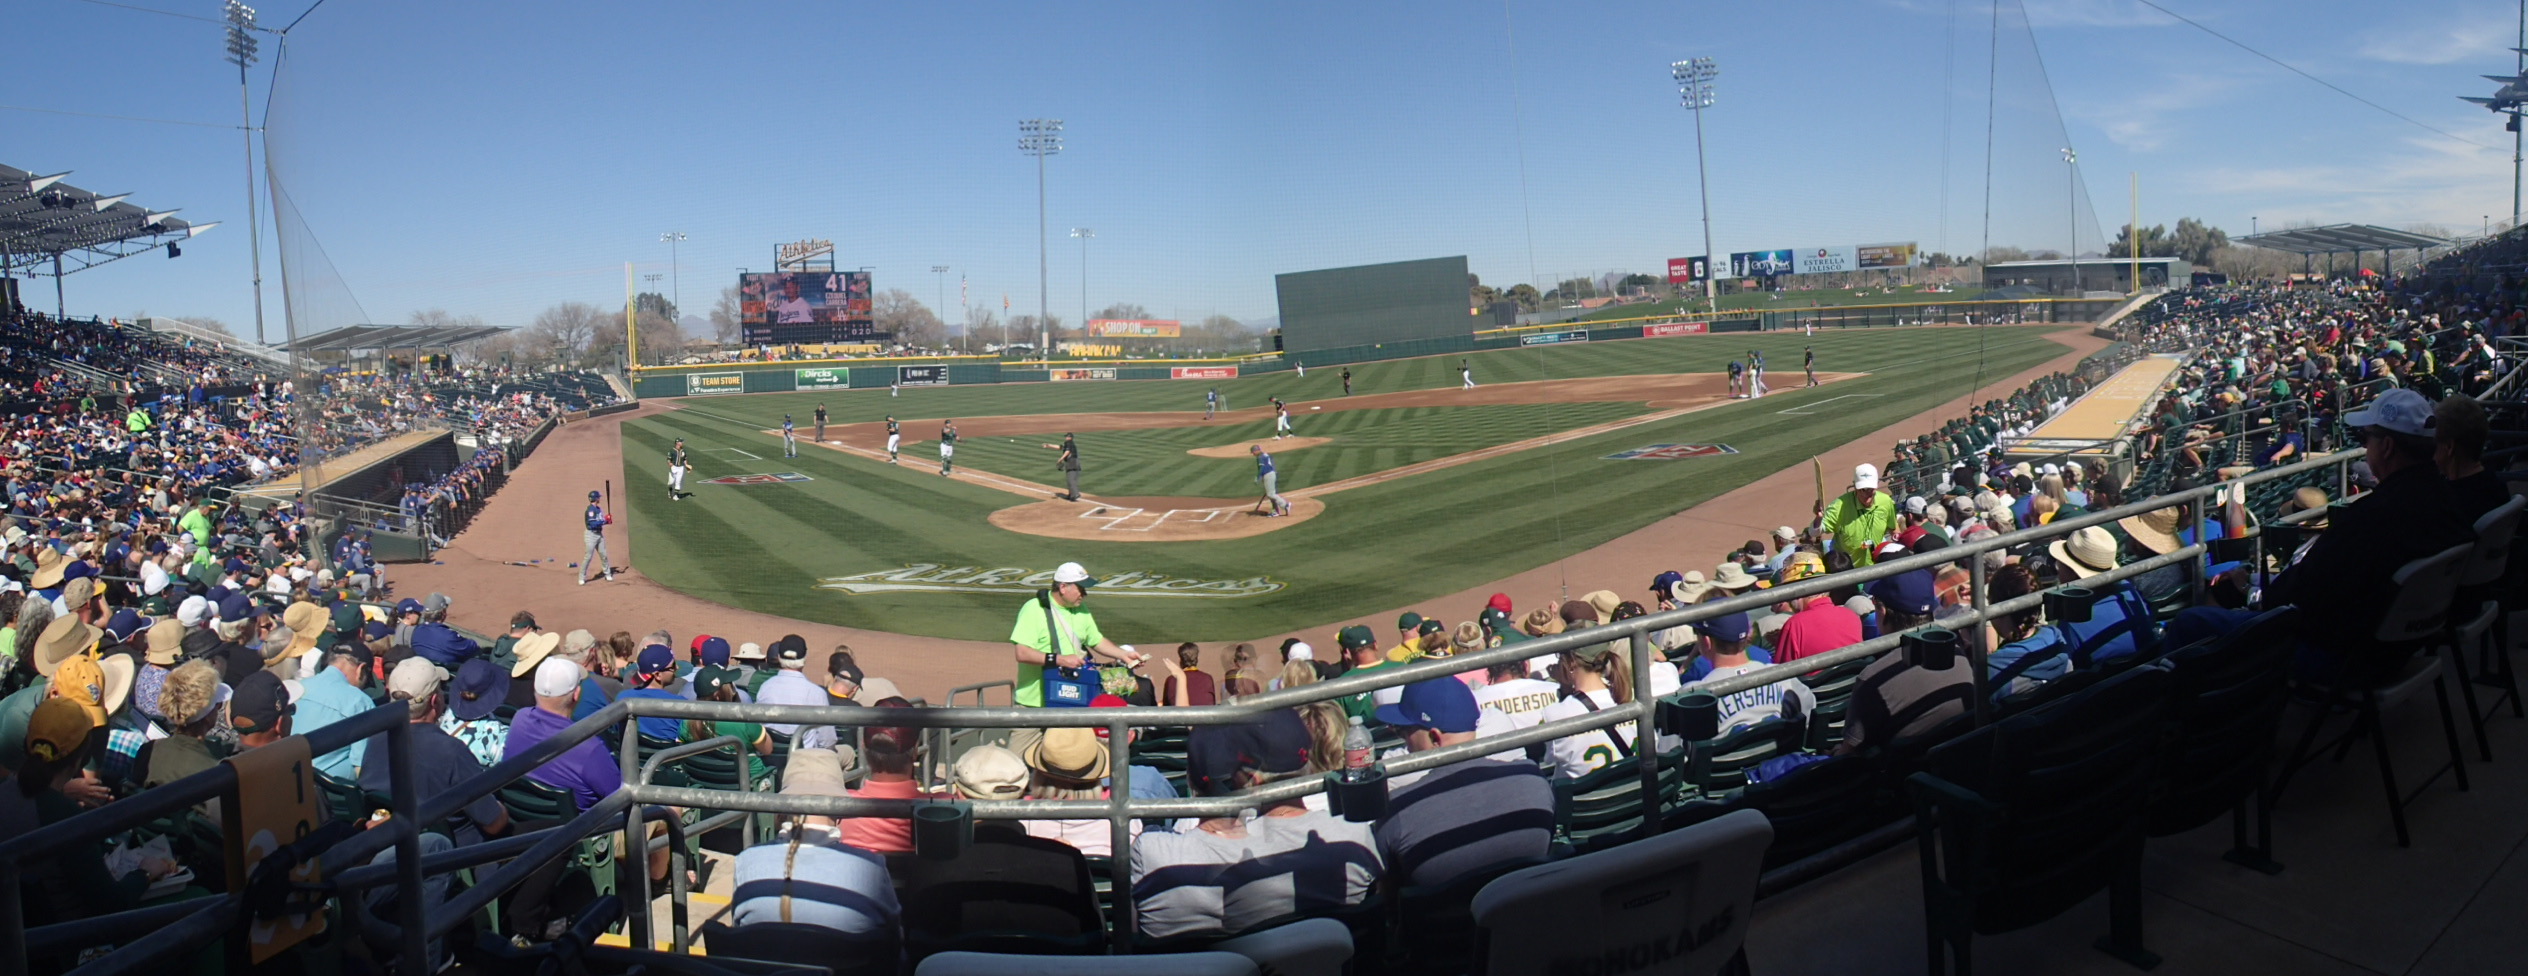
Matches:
[[0, 698, 179, 929]]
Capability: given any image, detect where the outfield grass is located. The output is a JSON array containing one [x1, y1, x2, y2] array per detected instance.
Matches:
[[1572, 283, 1989, 322], [620, 325, 2071, 642]]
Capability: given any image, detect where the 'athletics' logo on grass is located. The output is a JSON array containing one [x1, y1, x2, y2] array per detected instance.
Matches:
[[1603, 443, 1739, 461], [818, 564, 1283, 598], [706, 473, 813, 485]]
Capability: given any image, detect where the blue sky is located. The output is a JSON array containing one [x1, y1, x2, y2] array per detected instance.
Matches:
[[8, 0, 2525, 341]]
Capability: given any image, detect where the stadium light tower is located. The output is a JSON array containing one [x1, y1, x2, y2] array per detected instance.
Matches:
[[223, 0, 266, 345], [2458, 10, 2528, 229], [1672, 58, 1718, 311], [1071, 228, 1094, 334], [659, 231, 687, 315], [2061, 147, 2080, 296], [931, 265, 950, 347], [1019, 119, 1064, 358]]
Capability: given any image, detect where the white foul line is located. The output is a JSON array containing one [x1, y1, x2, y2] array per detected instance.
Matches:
[[1775, 393, 1885, 416]]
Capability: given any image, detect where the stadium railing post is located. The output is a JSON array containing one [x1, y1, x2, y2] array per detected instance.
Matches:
[[1108, 712, 1137, 952], [621, 714, 651, 952], [1631, 629, 1662, 838], [1967, 558, 1994, 727], [387, 712, 430, 976]]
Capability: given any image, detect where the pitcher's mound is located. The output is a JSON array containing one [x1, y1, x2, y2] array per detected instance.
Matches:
[[1188, 436, 1332, 458], [989, 495, 1323, 542]]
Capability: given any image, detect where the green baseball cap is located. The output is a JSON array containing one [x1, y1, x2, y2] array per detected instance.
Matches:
[[1338, 625, 1376, 650], [1396, 611, 1424, 632]]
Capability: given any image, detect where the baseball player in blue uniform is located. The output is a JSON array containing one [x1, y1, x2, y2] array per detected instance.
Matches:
[[781, 414, 798, 458], [668, 438, 690, 499], [1728, 359, 1746, 398], [1205, 388, 1219, 421], [1252, 444, 1290, 516], [579, 490, 614, 585], [885, 415, 901, 464]]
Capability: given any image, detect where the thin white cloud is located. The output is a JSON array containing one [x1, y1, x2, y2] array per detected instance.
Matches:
[[2190, 132, 2510, 228], [2069, 72, 2249, 152], [2021, 0, 2179, 29], [2357, 12, 2513, 65]]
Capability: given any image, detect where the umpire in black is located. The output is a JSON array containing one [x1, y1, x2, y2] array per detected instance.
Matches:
[[1043, 433, 1082, 502]]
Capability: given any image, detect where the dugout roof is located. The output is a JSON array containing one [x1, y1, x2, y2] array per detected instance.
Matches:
[[2235, 224, 2448, 255], [1, 163, 212, 276], [283, 324, 512, 353]]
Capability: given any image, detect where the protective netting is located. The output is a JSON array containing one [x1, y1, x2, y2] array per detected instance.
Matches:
[[262, 32, 378, 501]]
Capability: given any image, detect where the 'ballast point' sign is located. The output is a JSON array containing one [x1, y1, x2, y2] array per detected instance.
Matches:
[[818, 564, 1283, 599]]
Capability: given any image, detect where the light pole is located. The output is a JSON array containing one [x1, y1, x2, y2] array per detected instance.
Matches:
[[1019, 119, 1063, 359], [223, 0, 266, 345], [2061, 147, 2080, 296], [931, 265, 949, 349], [1071, 228, 1093, 333], [1673, 58, 1719, 312], [659, 231, 686, 315]]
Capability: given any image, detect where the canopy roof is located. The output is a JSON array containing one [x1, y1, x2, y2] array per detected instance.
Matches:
[[2235, 223, 2448, 255], [1, 163, 213, 275], [282, 324, 511, 353]]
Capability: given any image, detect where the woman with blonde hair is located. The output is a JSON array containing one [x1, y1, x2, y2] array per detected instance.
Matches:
[[1536, 642, 1642, 779], [1222, 642, 1263, 699]]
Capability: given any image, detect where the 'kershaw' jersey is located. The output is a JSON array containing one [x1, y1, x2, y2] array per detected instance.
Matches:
[[584, 502, 607, 531]]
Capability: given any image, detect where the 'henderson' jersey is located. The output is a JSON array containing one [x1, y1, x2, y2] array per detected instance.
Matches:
[[584, 502, 607, 531]]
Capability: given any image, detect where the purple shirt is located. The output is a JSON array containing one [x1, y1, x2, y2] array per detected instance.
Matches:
[[502, 705, 622, 812]]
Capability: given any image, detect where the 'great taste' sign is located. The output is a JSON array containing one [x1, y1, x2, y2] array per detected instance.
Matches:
[[818, 564, 1283, 599]]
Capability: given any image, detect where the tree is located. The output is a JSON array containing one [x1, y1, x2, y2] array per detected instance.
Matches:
[[872, 289, 945, 349], [1006, 314, 1063, 351], [1983, 246, 2032, 264], [1186, 314, 1258, 355], [633, 292, 678, 324], [1620, 273, 1660, 293], [2108, 223, 2173, 259], [632, 307, 682, 365], [1091, 302, 1151, 323], [1469, 273, 1498, 309], [1504, 283, 1540, 311], [523, 301, 607, 365], [2168, 218, 2228, 267], [707, 285, 743, 344]]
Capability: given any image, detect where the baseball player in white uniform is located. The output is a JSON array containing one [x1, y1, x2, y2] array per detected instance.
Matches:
[[782, 415, 798, 458], [668, 438, 689, 499], [885, 415, 902, 464], [1272, 397, 1292, 439]]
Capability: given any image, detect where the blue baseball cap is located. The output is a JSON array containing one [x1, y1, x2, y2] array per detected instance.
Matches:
[[61, 561, 97, 582], [1374, 677, 1483, 734], [697, 636, 732, 667], [636, 643, 676, 676], [1692, 611, 1752, 643], [395, 598, 425, 616], [102, 608, 147, 643], [1866, 569, 1937, 617], [223, 558, 250, 575], [1649, 570, 1685, 595], [216, 591, 264, 624]]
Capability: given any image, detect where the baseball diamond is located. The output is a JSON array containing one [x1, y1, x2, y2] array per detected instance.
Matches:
[[583, 325, 2072, 642]]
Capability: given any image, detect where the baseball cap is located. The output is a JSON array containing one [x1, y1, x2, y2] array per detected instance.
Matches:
[[1649, 570, 1685, 595], [696, 636, 732, 667], [636, 644, 676, 676], [1374, 677, 1482, 734], [1486, 592, 1513, 615], [1692, 611, 1753, 643], [394, 598, 425, 616], [1478, 606, 1513, 633], [1417, 618, 1445, 640], [951, 744, 1031, 800], [1336, 625, 1375, 650], [589, 490, 601, 501], [216, 592, 264, 624], [858, 676, 904, 703], [1866, 570, 1937, 617], [229, 670, 294, 735], [386, 657, 449, 701], [692, 665, 739, 700], [1186, 710, 1314, 796], [102, 608, 146, 644], [145, 619, 186, 666], [52, 655, 123, 727], [1052, 561, 1097, 587], [24, 698, 94, 764], [827, 654, 865, 686], [1903, 496, 1928, 516], [1088, 693, 1133, 739], [1396, 611, 1424, 633], [222, 557, 250, 576], [424, 593, 452, 615], [1853, 463, 1880, 490], [1284, 641, 1316, 663], [140, 595, 173, 617], [450, 658, 509, 721], [2343, 388, 2437, 438], [1774, 525, 1799, 542], [532, 657, 586, 698], [777, 637, 810, 666]]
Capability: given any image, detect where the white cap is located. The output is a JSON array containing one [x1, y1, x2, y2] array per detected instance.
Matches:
[[533, 657, 585, 698], [1773, 525, 1798, 541], [1902, 496, 1927, 516], [1853, 463, 1880, 490], [386, 657, 449, 701], [2343, 388, 2437, 438], [1286, 641, 1316, 663], [2039, 462, 2060, 475], [1052, 561, 1094, 585], [177, 595, 210, 627]]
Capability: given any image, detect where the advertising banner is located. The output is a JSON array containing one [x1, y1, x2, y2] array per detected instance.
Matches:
[[1521, 330, 1590, 346], [896, 365, 949, 387], [794, 367, 850, 390], [1644, 321, 1710, 337], [1171, 366, 1237, 380], [1857, 242, 1919, 269], [1050, 367, 1118, 382], [1666, 256, 1709, 284], [1086, 319, 1182, 338], [686, 373, 744, 396], [1729, 249, 1795, 277], [1792, 246, 1859, 275]]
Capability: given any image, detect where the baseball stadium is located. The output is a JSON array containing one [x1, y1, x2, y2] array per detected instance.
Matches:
[[11, 2, 2528, 975]]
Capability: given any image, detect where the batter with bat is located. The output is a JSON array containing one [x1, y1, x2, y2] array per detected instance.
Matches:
[[579, 487, 615, 585], [1252, 443, 1290, 516]]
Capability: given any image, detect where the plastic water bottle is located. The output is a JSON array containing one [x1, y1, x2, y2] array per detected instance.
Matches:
[[1343, 715, 1373, 779]]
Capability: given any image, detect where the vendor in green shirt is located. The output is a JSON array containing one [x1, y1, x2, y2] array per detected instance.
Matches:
[[1818, 462, 1900, 566], [1006, 561, 1142, 706]]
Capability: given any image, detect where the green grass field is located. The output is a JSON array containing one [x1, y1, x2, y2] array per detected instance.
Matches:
[[619, 325, 2071, 642]]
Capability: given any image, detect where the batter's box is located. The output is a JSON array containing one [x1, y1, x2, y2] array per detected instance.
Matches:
[[1603, 443, 1739, 461]]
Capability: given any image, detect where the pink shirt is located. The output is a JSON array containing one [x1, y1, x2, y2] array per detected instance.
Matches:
[[1774, 602, 1863, 663], [840, 778, 928, 853]]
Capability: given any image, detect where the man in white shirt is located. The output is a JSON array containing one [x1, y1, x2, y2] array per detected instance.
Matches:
[[1473, 658, 1560, 735], [1131, 710, 1383, 940], [1679, 611, 1815, 733], [752, 637, 834, 748]]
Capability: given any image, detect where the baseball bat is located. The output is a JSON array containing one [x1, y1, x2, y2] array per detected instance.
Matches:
[[606, 478, 613, 515]]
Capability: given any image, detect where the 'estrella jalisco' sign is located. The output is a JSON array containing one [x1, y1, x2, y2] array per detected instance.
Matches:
[[818, 564, 1282, 599]]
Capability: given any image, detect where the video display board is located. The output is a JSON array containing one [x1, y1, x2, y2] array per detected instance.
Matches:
[[739, 271, 880, 345]]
